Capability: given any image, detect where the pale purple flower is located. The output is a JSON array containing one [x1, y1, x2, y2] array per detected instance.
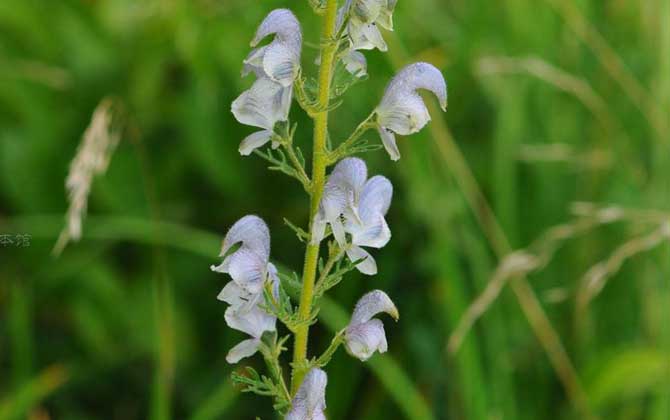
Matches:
[[345, 290, 399, 361], [315, 49, 367, 79], [341, 50, 368, 78], [243, 9, 302, 86], [285, 368, 327, 420], [375, 62, 447, 160], [232, 9, 302, 155], [312, 158, 393, 275], [340, 0, 397, 52], [211, 215, 279, 363]]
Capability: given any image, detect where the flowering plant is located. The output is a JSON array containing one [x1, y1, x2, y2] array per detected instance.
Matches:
[[212, 1, 446, 417]]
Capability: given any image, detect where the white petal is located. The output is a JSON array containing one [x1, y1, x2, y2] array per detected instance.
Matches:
[[239, 130, 273, 156], [319, 187, 348, 247], [328, 157, 368, 197], [359, 175, 393, 220], [378, 92, 431, 135], [377, 0, 397, 30], [317, 158, 369, 246], [242, 46, 268, 78], [226, 338, 260, 364], [320, 181, 348, 217], [346, 245, 377, 275], [220, 215, 270, 263], [310, 211, 328, 245], [263, 41, 300, 87], [378, 127, 400, 161], [330, 216, 347, 247], [360, 22, 387, 51], [251, 9, 302, 57], [348, 212, 391, 248], [217, 281, 246, 305], [350, 289, 399, 325], [341, 50, 367, 77], [347, 21, 373, 50], [225, 304, 276, 338], [217, 281, 261, 312], [345, 319, 387, 361], [231, 78, 291, 130], [225, 248, 267, 294], [352, 0, 384, 23], [349, 21, 387, 51], [286, 368, 327, 420]]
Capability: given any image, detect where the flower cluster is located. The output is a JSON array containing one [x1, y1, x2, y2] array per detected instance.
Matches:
[[312, 157, 393, 275], [210, 215, 279, 363], [232, 9, 302, 156], [213, 2, 447, 418]]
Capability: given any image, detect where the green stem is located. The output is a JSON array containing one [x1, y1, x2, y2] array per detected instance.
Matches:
[[260, 342, 291, 405], [328, 112, 377, 163], [314, 329, 346, 367], [290, 0, 340, 395]]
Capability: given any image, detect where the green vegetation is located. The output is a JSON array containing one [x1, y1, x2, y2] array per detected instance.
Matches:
[[0, 0, 668, 419]]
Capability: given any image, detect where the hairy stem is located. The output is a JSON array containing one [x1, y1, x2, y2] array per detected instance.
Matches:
[[291, 0, 340, 395]]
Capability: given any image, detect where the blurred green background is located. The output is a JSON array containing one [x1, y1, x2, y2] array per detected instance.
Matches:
[[1, 0, 669, 419]]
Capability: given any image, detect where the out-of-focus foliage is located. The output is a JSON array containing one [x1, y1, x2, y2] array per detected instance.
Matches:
[[1, 0, 669, 419]]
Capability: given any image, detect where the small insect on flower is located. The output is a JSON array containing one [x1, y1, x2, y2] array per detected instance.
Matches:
[[375, 62, 447, 160], [211, 215, 279, 363], [232, 9, 303, 156], [345, 290, 399, 361], [312, 158, 393, 275], [285, 368, 328, 420]]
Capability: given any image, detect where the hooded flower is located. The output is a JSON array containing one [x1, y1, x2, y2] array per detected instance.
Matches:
[[345, 290, 399, 361], [232, 9, 303, 155], [285, 368, 328, 420], [243, 9, 302, 86], [211, 215, 279, 363], [375, 62, 447, 160], [312, 158, 393, 275]]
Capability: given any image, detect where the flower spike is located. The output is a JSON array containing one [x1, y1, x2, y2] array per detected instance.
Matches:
[[375, 62, 447, 160]]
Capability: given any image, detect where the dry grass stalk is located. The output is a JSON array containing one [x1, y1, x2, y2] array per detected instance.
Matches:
[[448, 251, 539, 353], [449, 202, 670, 354], [518, 143, 612, 171], [389, 35, 596, 418], [447, 213, 614, 354], [477, 56, 613, 131], [53, 98, 121, 255], [424, 90, 599, 419], [543, 0, 669, 140], [577, 221, 670, 312]]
